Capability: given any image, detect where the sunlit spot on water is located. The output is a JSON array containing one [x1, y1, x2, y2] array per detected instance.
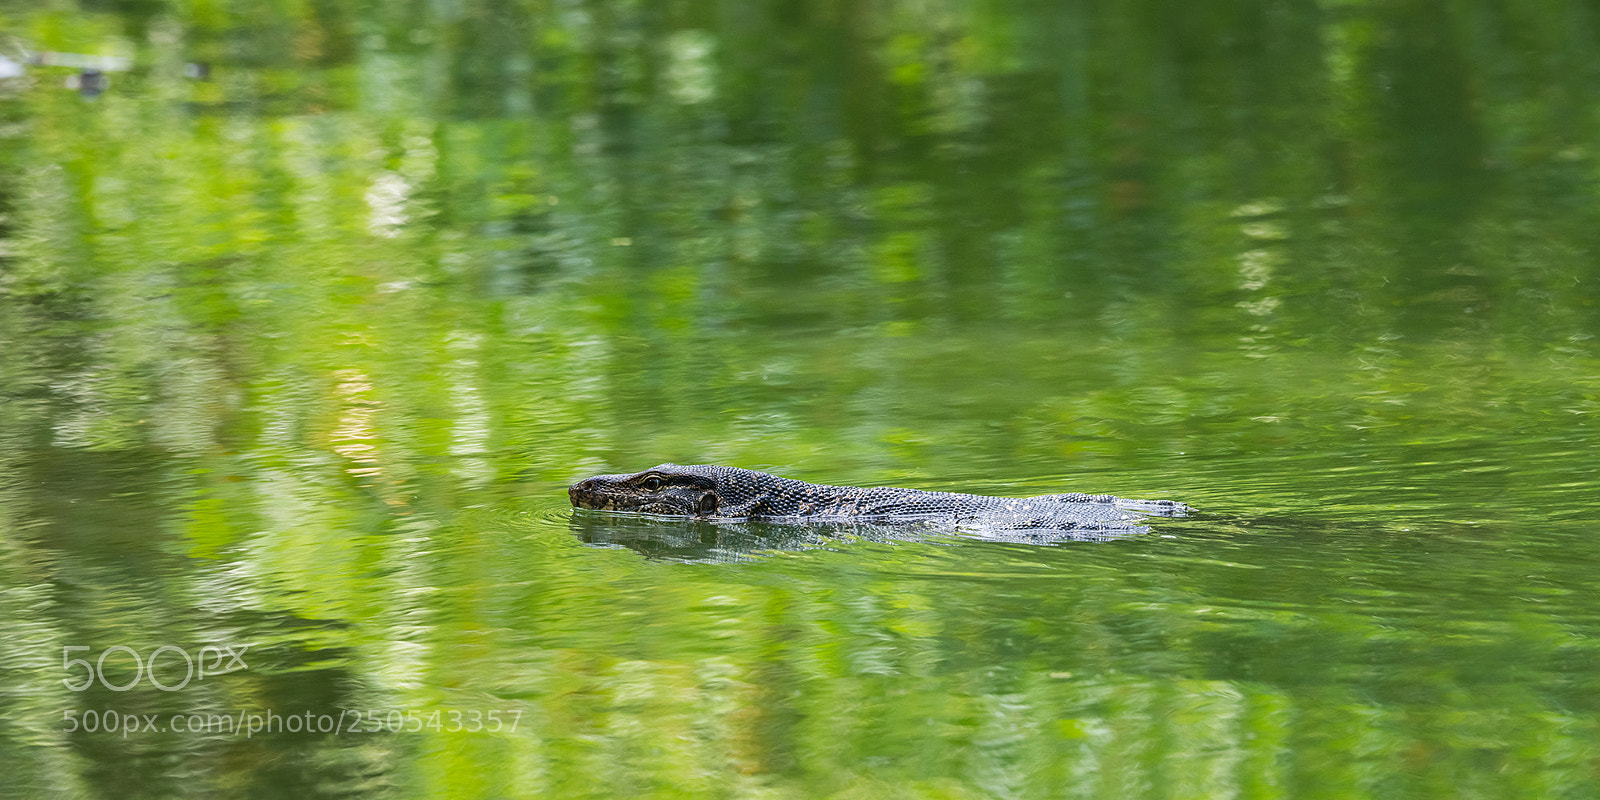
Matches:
[[365, 171, 409, 237], [329, 370, 382, 476]]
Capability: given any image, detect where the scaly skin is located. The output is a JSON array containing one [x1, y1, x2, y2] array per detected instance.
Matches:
[[569, 464, 1189, 534]]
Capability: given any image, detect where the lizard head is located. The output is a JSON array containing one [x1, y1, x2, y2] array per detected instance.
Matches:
[[568, 464, 723, 516]]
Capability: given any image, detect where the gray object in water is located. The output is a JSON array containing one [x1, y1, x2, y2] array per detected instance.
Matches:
[[569, 463, 1189, 538]]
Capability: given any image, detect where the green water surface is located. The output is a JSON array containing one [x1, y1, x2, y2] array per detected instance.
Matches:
[[1, 1, 1599, 798]]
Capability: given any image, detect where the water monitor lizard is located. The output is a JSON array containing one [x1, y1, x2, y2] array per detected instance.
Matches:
[[569, 464, 1189, 537]]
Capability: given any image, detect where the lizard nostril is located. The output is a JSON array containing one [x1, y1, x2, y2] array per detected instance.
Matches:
[[569, 479, 597, 505]]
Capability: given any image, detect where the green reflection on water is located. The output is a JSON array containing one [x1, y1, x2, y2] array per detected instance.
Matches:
[[2, 0, 1599, 798]]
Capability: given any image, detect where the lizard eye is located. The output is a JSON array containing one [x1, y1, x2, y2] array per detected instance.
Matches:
[[641, 476, 662, 491]]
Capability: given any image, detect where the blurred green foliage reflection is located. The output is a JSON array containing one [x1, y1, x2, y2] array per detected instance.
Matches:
[[1, 0, 1599, 798]]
